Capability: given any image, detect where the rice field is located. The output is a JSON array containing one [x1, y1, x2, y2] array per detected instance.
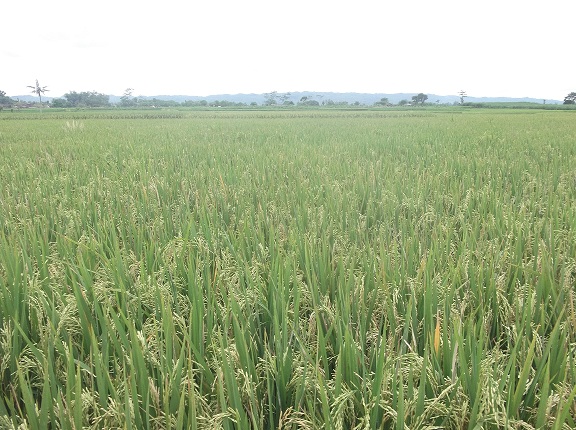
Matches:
[[0, 109, 575, 429]]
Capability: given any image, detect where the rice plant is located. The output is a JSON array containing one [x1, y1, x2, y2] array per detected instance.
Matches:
[[0, 109, 575, 428]]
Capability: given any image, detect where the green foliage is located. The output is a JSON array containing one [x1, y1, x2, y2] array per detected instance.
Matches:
[[182, 100, 208, 107], [50, 98, 67, 108], [412, 92, 428, 105], [298, 99, 320, 106], [374, 97, 389, 106], [120, 88, 137, 107], [564, 92, 576, 104], [0, 110, 575, 428], [62, 91, 110, 107], [0, 90, 14, 106], [263, 91, 278, 105]]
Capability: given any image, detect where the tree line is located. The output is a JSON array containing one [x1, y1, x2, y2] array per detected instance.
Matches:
[[2, 80, 576, 109], [0, 82, 434, 109]]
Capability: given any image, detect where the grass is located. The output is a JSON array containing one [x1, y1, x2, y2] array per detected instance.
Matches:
[[0, 109, 575, 428]]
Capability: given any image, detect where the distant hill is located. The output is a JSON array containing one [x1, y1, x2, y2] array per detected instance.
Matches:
[[11, 92, 562, 105], [11, 95, 55, 103]]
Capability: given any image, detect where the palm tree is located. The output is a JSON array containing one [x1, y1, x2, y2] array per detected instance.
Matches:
[[27, 79, 49, 105]]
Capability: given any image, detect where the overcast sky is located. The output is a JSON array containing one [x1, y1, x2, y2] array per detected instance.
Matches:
[[2, 0, 574, 100]]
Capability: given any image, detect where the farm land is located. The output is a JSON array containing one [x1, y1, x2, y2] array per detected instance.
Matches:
[[0, 108, 575, 428]]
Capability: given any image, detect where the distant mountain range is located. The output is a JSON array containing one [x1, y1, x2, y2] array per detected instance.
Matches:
[[11, 91, 561, 105]]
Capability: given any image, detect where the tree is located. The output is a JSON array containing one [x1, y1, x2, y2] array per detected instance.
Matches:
[[563, 92, 576, 105], [0, 90, 14, 107], [278, 92, 291, 104], [298, 99, 320, 106], [27, 79, 49, 104], [458, 90, 467, 105], [63, 91, 110, 107], [412, 93, 428, 105], [374, 97, 389, 106], [137, 97, 179, 108], [398, 99, 408, 106], [51, 98, 68, 108], [120, 88, 136, 107], [182, 99, 208, 107], [263, 91, 278, 106]]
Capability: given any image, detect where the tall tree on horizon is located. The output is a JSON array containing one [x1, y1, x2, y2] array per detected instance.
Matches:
[[27, 79, 49, 104], [412, 93, 428, 105], [563, 92, 576, 105]]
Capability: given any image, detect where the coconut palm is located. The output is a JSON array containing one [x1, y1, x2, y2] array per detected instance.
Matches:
[[27, 79, 49, 105]]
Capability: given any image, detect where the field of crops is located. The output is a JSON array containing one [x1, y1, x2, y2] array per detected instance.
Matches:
[[0, 109, 575, 429]]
